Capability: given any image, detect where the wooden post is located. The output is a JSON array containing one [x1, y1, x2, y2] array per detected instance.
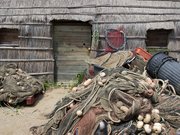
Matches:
[[90, 24, 99, 58]]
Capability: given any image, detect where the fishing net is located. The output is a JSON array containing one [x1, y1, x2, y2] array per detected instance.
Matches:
[[86, 51, 133, 69], [155, 95, 180, 129], [30, 66, 179, 135], [0, 63, 44, 105]]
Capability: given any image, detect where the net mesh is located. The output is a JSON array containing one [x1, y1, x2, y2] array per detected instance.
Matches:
[[30, 67, 179, 135], [0, 63, 44, 105]]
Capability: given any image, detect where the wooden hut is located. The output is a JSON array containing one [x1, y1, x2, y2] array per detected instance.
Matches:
[[0, 0, 180, 83]]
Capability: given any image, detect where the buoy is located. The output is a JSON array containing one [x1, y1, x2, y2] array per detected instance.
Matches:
[[72, 87, 78, 92], [83, 79, 92, 87], [152, 109, 160, 114], [137, 114, 144, 121], [144, 124, 152, 134], [8, 99, 13, 104], [69, 103, 74, 108], [152, 113, 161, 123], [116, 101, 123, 108], [99, 121, 106, 130], [145, 77, 153, 84], [101, 79, 107, 83], [76, 110, 83, 116], [98, 81, 103, 86], [0, 89, 4, 92], [137, 121, 144, 129], [144, 114, 151, 124], [121, 71, 128, 75], [153, 123, 162, 134], [99, 72, 106, 77], [120, 106, 129, 113]]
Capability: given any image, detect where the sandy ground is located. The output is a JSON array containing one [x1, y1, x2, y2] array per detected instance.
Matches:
[[0, 88, 68, 135]]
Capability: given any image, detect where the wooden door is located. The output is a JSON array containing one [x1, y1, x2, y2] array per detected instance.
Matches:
[[53, 22, 91, 82]]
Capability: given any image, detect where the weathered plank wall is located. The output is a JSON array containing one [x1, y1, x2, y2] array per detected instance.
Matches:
[[168, 21, 180, 61], [0, 0, 179, 82], [0, 24, 54, 82]]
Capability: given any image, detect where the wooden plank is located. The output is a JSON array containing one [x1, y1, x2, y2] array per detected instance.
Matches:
[[0, 13, 94, 17], [56, 73, 87, 80], [54, 35, 91, 39], [29, 72, 54, 75], [56, 60, 88, 66], [57, 65, 88, 72], [54, 33, 91, 37], [0, 44, 19, 47], [54, 41, 91, 46], [18, 36, 52, 40], [0, 23, 51, 25], [54, 34, 91, 38], [56, 45, 88, 50], [54, 43, 91, 48], [57, 73, 78, 81], [99, 35, 146, 39], [3, 10, 180, 16], [54, 30, 91, 35], [100, 35, 180, 40], [0, 47, 53, 50], [54, 39, 91, 44], [0, 4, 180, 10], [54, 39, 91, 43], [56, 51, 89, 57], [93, 20, 180, 24], [56, 56, 89, 61], [4, 11, 179, 17], [0, 59, 54, 62], [55, 46, 89, 52], [54, 25, 91, 32], [57, 70, 87, 76]]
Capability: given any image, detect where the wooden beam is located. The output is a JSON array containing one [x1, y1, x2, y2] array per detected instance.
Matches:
[[18, 36, 52, 40], [29, 72, 54, 75], [0, 13, 95, 17], [0, 44, 19, 47], [99, 35, 146, 39], [0, 23, 51, 26], [96, 12, 180, 15], [0, 4, 179, 10], [0, 59, 54, 62], [0, 47, 53, 50], [99, 35, 180, 40], [0, 12, 180, 17], [93, 20, 180, 24]]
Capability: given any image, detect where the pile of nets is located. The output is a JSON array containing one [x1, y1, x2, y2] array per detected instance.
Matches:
[[30, 66, 180, 135], [0, 63, 44, 105]]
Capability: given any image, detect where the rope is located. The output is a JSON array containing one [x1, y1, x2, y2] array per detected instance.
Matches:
[[31, 67, 179, 135]]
